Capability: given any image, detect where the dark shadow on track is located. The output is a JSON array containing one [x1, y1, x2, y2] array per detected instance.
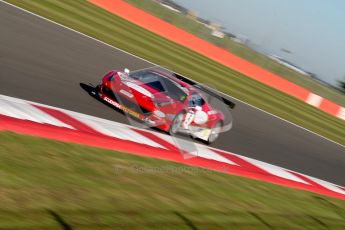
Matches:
[[80, 82, 157, 130], [80, 82, 126, 116]]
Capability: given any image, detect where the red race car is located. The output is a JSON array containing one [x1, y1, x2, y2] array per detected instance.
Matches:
[[93, 67, 235, 144]]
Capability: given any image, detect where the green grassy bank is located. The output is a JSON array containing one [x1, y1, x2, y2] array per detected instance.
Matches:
[[1, 132, 345, 229]]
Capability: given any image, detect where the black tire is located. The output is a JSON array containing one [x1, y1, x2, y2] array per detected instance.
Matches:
[[206, 121, 222, 144], [169, 111, 185, 135]]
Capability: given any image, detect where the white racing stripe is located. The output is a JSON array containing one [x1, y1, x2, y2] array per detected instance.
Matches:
[[126, 82, 153, 98], [238, 156, 309, 184], [0, 99, 73, 129]]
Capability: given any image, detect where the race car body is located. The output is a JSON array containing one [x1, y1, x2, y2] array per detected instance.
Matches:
[[94, 67, 234, 144]]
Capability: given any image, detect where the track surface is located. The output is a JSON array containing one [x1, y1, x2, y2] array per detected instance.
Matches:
[[1, 2, 345, 186]]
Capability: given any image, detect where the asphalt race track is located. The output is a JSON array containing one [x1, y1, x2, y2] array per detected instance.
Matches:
[[1, 2, 345, 186]]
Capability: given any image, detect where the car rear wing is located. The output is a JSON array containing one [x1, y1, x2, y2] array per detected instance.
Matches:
[[173, 73, 236, 109]]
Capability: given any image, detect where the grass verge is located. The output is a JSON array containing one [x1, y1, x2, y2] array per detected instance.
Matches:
[[4, 0, 345, 145], [1, 132, 345, 229], [125, 0, 345, 107]]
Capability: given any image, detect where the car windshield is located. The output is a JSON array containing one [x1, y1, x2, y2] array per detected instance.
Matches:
[[129, 69, 187, 102]]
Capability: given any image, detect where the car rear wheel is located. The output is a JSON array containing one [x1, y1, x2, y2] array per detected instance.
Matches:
[[169, 111, 185, 135]]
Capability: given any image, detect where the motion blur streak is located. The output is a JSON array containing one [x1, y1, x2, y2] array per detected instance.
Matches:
[[0, 1, 344, 186]]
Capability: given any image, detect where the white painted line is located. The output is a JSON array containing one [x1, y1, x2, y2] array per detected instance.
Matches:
[[192, 145, 237, 165], [153, 132, 237, 165], [70, 114, 166, 149], [0, 99, 24, 120], [0, 99, 73, 128], [238, 156, 309, 184], [18, 103, 74, 128], [214, 91, 345, 149], [306, 93, 322, 107], [304, 175, 345, 195], [152, 131, 189, 147]]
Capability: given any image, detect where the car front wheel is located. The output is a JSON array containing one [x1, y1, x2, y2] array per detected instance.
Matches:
[[169, 111, 185, 135]]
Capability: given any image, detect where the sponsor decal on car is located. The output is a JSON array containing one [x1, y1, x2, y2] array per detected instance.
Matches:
[[103, 96, 144, 120], [104, 96, 121, 109]]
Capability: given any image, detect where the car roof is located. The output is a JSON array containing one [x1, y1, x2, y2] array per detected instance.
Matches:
[[129, 69, 189, 101]]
